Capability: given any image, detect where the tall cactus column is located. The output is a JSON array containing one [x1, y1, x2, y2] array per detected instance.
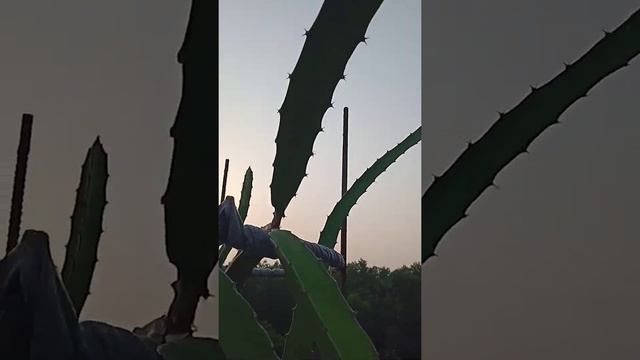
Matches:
[[161, 0, 217, 336]]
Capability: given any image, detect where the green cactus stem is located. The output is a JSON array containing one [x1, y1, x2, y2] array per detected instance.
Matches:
[[61, 137, 108, 315], [219, 269, 279, 360], [319, 126, 421, 249], [238, 167, 253, 222], [272, 230, 378, 359], [270, 0, 384, 220], [422, 7, 640, 263]]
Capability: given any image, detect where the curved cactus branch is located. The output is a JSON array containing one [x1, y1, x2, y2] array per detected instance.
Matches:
[[270, 0, 384, 220], [422, 7, 640, 263], [319, 126, 421, 249]]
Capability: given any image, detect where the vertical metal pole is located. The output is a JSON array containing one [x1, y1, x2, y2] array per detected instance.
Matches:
[[6, 114, 33, 255], [340, 107, 349, 293], [220, 158, 229, 203]]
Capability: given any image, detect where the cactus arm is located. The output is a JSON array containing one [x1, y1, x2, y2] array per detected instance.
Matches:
[[61, 137, 108, 315], [161, 0, 217, 335], [271, 230, 378, 360], [422, 8, 640, 264], [270, 0, 384, 220], [238, 167, 253, 222], [218, 269, 279, 360], [319, 127, 421, 249]]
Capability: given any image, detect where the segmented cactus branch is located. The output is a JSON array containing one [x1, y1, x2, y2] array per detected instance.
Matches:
[[422, 7, 640, 263], [319, 126, 421, 249], [270, 0, 384, 219], [162, 0, 217, 335], [61, 137, 108, 315]]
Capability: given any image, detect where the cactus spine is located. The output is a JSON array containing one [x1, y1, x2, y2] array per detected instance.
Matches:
[[422, 8, 640, 263], [319, 126, 421, 249], [61, 137, 108, 315]]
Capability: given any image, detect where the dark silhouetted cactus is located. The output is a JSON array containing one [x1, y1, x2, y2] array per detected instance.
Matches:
[[238, 168, 253, 223], [161, 0, 217, 336], [61, 137, 108, 315], [227, 0, 385, 289], [270, 0, 384, 224], [422, 7, 640, 263]]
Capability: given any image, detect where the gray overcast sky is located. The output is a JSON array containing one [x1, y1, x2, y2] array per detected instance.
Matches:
[[220, 1, 420, 268], [422, 1, 640, 359]]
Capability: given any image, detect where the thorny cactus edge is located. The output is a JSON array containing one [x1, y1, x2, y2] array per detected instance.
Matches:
[[422, 7, 640, 263]]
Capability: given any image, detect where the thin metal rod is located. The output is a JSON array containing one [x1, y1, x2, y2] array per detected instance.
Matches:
[[220, 158, 229, 203], [6, 114, 33, 255], [340, 107, 348, 293]]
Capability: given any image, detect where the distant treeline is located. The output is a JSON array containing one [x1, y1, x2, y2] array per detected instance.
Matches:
[[240, 259, 421, 360]]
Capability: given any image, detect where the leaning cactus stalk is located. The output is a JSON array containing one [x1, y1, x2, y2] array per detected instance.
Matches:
[[422, 7, 640, 263], [270, 0, 384, 224], [61, 137, 109, 315], [161, 0, 217, 336], [227, 0, 385, 288], [319, 126, 421, 250]]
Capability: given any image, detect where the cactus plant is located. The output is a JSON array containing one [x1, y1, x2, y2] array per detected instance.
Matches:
[[238, 167, 253, 223], [270, 0, 384, 224], [422, 7, 640, 263], [161, 0, 218, 336], [227, 0, 387, 287], [61, 137, 109, 315], [319, 127, 421, 249], [219, 270, 279, 359], [219, 1, 420, 358], [272, 230, 378, 359]]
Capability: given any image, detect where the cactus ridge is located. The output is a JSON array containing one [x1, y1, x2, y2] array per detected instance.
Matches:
[[61, 137, 108, 315], [271, 230, 378, 359], [270, 0, 384, 218], [422, 7, 640, 264], [219, 269, 279, 360], [319, 127, 421, 249]]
